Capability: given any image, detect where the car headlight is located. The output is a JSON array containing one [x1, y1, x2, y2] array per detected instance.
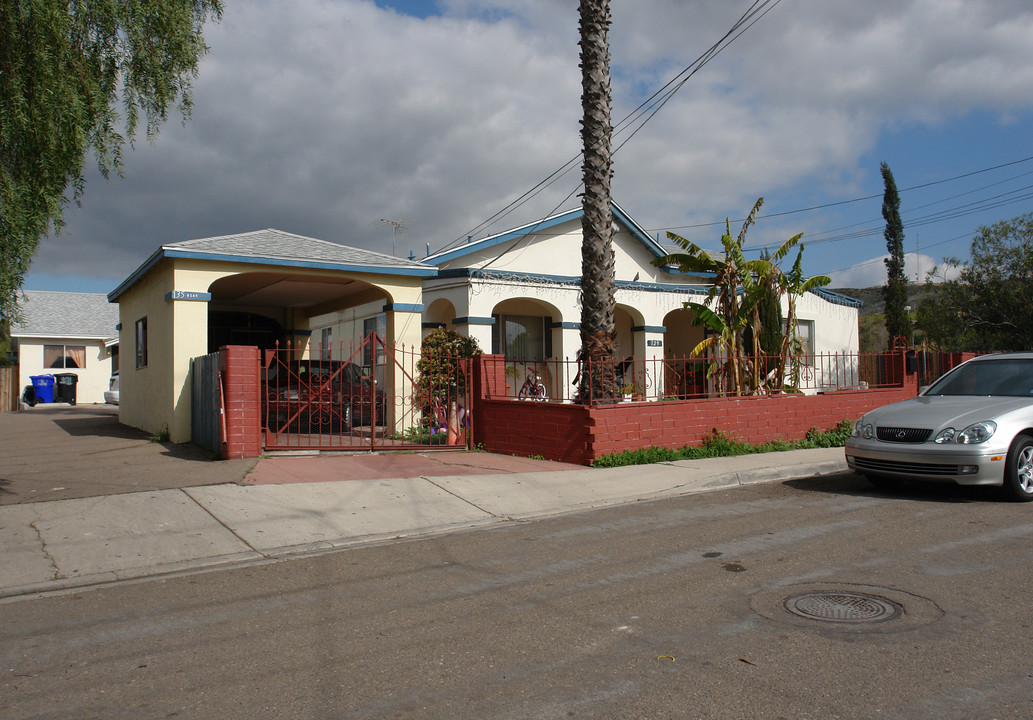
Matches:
[[852, 420, 874, 439], [935, 422, 996, 444], [957, 421, 996, 444]]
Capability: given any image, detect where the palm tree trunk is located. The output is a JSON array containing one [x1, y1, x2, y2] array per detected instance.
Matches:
[[577, 0, 618, 404]]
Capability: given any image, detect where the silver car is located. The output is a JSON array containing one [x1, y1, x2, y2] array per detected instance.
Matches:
[[845, 353, 1033, 501], [104, 372, 119, 405]]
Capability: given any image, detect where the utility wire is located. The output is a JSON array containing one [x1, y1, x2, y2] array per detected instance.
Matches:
[[660, 155, 1033, 233], [432, 0, 783, 256]]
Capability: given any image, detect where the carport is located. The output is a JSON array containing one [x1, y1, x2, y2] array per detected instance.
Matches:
[[108, 229, 437, 444]]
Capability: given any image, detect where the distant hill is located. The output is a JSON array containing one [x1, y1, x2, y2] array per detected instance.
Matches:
[[830, 286, 938, 316]]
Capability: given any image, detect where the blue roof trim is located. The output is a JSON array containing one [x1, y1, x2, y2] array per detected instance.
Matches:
[[611, 200, 669, 259], [551, 321, 580, 329], [453, 316, 496, 326], [382, 303, 424, 313], [108, 247, 165, 302], [162, 249, 438, 277], [427, 201, 669, 266], [434, 267, 709, 295], [632, 325, 666, 333], [427, 208, 581, 265], [109, 246, 439, 302], [812, 287, 863, 308]]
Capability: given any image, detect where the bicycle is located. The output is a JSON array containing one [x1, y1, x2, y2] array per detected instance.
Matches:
[[517, 367, 547, 400]]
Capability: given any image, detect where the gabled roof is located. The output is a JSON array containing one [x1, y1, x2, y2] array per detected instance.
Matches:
[[10, 291, 119, 340], [109, 228, 438, 302], [425, 201, 669, 266]]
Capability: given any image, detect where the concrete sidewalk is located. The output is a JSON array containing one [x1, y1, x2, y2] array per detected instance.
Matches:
[[0, 447, 848, 599]]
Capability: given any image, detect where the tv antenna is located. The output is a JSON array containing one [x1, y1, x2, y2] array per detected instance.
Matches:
[[379, 218, 408, 256]]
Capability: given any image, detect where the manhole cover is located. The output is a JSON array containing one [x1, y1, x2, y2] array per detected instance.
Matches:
[[784, 591, 902, 623]]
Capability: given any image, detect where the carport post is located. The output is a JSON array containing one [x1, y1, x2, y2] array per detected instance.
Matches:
[[384, 305, 424, 433]]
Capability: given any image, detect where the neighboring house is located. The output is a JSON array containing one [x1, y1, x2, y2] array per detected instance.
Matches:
[[412, 202, 861, 399], [9, 291, 120, 405]]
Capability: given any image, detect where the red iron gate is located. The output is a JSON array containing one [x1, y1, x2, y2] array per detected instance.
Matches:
[[261, 334, 472, 452]]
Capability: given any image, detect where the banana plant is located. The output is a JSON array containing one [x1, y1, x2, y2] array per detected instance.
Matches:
[[656, 199, 770, 395], [775, 246, 831, 389], [656, 198, 830, 395]]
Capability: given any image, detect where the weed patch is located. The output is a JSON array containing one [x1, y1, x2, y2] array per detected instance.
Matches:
[[591, 420, 853, 468]]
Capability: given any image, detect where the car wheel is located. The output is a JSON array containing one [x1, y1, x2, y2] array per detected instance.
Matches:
[[1003, 435, 1033, 502]]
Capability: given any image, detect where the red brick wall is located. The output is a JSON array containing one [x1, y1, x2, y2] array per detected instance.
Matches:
[[471, 354, 920, 466], [475, 398, 593, 464], [219, 345, 262, 459]]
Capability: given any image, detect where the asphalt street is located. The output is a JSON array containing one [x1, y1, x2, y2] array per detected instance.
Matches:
[[3, 470, 1032, 720]]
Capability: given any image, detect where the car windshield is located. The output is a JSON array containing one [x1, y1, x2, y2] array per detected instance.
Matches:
[[925, 358, 1033, 397], [268, 357, 369, 384]]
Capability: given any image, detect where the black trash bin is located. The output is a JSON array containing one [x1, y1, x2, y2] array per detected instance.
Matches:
[[54, 373, 78, 405]]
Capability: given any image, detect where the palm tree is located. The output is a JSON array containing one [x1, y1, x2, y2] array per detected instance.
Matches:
[[576, 0, 619, 404]]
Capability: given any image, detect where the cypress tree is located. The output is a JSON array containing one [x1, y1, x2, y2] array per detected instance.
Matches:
[[881, 162, 912, 348]]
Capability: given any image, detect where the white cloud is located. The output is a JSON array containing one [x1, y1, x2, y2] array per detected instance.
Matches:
[[27, 0, 1033, 289], [828, 252, 963, 287]]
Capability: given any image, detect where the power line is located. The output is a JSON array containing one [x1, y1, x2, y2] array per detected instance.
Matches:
[[658, 155, 1033, 233], [432, 0, 784, 256]]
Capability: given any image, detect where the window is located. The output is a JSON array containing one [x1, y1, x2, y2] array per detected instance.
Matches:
[[492, 315, 550, 361], [363, 315, 386, 367], [135, 317, 148, 368], [44, 344, 86, 368], [797, 319, 815, 364], [320, 327, 333, 360]]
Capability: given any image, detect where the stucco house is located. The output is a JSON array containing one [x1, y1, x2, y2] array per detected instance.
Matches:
[[10, 291, 119, 405], [407, 202, 861, 399], [108, 204, 860, 447]]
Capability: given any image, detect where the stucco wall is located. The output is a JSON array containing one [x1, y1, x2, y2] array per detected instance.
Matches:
[[115, 261, 178, 439], [114, 255, 428, 445], [436, 219, 667, 286]]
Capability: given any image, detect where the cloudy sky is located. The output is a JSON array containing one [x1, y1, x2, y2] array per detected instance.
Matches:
[[24, 0, 1033, 294]]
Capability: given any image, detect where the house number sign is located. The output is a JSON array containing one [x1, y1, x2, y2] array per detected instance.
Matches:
[[164, 290, 212, 302], [646, 339, 662, 347]]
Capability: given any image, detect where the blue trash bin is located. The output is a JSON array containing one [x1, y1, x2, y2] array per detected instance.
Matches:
[[30, 374, 56, 404]]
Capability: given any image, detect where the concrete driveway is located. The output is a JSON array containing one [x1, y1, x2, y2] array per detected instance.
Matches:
[[0, 405, 586, 506], [0, 405, 255, 505]]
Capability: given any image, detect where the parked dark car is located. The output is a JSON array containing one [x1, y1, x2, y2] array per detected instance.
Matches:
[[262, 358, 386, 432]]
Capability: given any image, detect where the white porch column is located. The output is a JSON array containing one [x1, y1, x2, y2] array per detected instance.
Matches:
[[632, 324, 667, 398], [451, 315, 495, 355], [551, 322, 581, 400]]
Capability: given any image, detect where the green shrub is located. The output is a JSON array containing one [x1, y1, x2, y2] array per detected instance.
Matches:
[[591, 420, 853, 468]]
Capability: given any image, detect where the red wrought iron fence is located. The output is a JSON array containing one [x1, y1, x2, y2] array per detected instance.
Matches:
[[261, 334, 473, 451], [490, 349, 931, 404]]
